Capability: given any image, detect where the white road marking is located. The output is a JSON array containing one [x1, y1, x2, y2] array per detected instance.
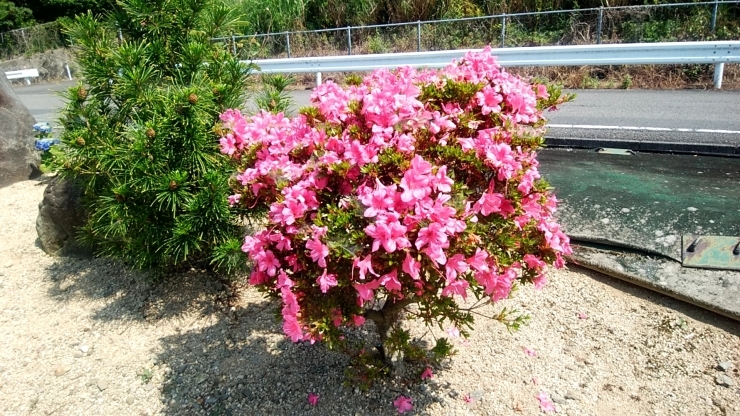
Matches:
[[548, 124, 740, 134]]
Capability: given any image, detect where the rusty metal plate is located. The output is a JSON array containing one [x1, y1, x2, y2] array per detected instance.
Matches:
[[682, 235, 740, 271]]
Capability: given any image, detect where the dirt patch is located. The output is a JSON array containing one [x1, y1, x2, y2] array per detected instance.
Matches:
[[0, 176, 739, 415]]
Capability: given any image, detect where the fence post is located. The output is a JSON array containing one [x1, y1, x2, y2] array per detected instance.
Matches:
[[713, 63, 724, 89], [231, 35, 237, 56], [65, 62, 72, 80], [597, 7, 603, 44], [347, 26, 352, 55], [711, 0, 718, 33], [316, 72, 322, 86], [416, 21, 422, 52], [501, 14, 506, 48], [286, 33, 291, 58]]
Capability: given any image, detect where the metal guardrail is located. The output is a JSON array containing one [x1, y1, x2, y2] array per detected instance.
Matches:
[[249, 41, 740, 89]]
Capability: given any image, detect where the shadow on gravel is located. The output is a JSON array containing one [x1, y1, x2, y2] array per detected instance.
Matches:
[[42, 258, 443, 415], [153, 302, 443, 416], [572, 264, 740, 337], [44, 257, 231, 323]]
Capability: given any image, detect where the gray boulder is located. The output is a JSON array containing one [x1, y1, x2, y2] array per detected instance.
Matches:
[[36, 176, 90, 256], [0, 72, 41, 188]]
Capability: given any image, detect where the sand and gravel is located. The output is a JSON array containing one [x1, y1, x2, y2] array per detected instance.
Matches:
[[1, 176, 738, 416]]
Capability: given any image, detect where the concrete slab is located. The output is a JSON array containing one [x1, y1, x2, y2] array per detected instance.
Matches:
[[570, 245, 740, 321], [538, 148, 740, 321], [538, 148, 740, 262]]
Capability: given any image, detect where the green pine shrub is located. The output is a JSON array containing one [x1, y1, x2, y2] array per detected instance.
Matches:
[[51, 0, 253, 274]]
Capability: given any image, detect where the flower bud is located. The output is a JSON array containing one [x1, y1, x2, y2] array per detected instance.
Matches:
[[75, 136, 85, 146], [77, 87, 88, 101], [169, 180, 178, 191], [145, 128, 156, 138], [188, 93, 198, 104]]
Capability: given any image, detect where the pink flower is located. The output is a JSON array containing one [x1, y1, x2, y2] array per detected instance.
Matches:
[[523, 254, 546, 270], [446, 327, 460, 338], [402, 252, 421, 280], [283, 315, 303, 342], [393, 395, 413, 413], [578, 312, 588, 320], [353, 279, 380, 306], [523, 346, 537, 357], [536, 392, 556, 414], [219, 134, 237, 155], [306, 235, 329, 268], [421, 367, 433, 380], [441, 279, 469, 300], [379, 269, 402, 292], [400, 155, 433, 203], [317, 269, 338, 293], [227, 194, 241, 206], [365, 217, 410, 253], [536, 84, 549, 99], [353, 315, 366, 326], [307, 392, 320, 406], [353, 254, 377, 280]]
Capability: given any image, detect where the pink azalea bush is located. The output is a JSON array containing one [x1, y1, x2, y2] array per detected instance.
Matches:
[[218, 47, 572, 368]]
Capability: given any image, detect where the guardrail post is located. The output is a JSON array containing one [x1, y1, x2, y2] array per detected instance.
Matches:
[[347, 26, 352, 55], [417, 21, 422, 52], [711, 0, 718, 33], [501, 14, 506, 48], [286, 33, 291, 58], [316, 72, 322, 86], [231, 35, 237, 56], [597, 7, 603, 44], [65, 62, 72, 80], [713, 63, 724, 89]]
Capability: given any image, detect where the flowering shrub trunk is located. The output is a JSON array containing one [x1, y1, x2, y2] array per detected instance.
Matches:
[[219, 48, 573, 368]]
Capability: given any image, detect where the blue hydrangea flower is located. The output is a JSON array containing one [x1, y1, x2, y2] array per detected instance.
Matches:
[[32, 122, 53, 134], [34, 138, 60, 152]]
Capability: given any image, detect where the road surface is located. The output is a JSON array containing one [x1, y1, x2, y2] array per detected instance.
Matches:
[[12, 81, 740, 147]]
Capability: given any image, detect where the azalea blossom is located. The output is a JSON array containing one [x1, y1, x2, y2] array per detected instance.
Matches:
[[307, 392, 320, 406], [536, 392, 556, 414], [393, 395, 414, 414]]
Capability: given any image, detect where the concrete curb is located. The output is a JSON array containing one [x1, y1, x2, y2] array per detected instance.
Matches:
[[545, 136, 740, 156], [569, 244, 740, 321]]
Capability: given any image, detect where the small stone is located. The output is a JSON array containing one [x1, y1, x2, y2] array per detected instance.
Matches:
[[564, 391, 580, 401], [552, 393, 567, 404], [205, 396, 217, 405], [716, 374, 734, 387], [620, 208, 630, 213], [97, 380, 108, 391], [79, 345, 89, 353], [469, 390, 484, 400], [686, 207, 698, 212], [126, 396, 135, 405], [718, 361, 734, 372], [74, 352, 83, 358], [54, 366, 69, 377]]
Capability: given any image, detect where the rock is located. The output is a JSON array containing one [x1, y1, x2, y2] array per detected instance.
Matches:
[[36, 176, 90, 256], [79, 345, 89, 353], [565, 391, 581, 401], [718, 361, 734, 372], [0, 72, 41, 188], [53, 366, 69, 377], [552, 393, 567, 404], [126, 396, 135, 405], [96, 380, 108, 391], [716, 374, 734, 387]]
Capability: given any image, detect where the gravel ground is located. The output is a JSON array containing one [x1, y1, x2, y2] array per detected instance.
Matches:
[[1, 176, 739, 416]]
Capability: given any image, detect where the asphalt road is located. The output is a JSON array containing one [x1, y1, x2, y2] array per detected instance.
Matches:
[[12, 81, 740, 147]]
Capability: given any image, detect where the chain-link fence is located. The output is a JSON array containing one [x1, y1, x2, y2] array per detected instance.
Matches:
[[224, 0, 740, 60], [2, 1, 739, 61], [0, 21, 67, 61]]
